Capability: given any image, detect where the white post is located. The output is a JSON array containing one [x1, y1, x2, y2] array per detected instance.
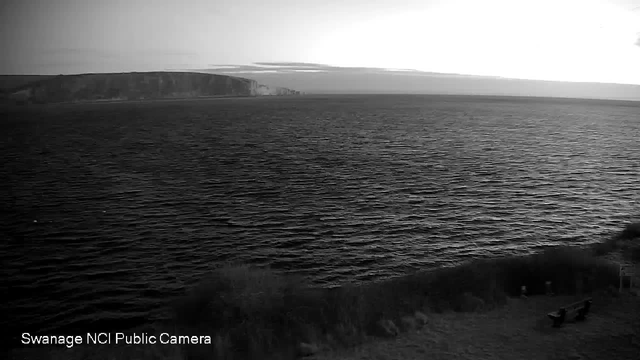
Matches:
[[619, 264, 636, 293]]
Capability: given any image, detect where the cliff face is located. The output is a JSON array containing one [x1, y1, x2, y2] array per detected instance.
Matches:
[[253, 83, 302, 96], [2, 72, 300, 104], [0, 75, 56, 92]]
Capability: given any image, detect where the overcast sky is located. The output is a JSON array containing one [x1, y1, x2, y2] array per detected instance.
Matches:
[[1, 0, 639, 84]]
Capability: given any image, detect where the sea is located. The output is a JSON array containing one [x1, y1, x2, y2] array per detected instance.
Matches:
[[1, 94, 638, 339]]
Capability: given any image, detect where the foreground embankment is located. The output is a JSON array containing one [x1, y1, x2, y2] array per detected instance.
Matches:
[[9, 222, 640, 360], [311, 291, 640, 360]]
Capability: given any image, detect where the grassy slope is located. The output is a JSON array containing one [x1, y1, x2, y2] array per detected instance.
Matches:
[[312, 292, 640, 360], [9, 222, 640, 360]]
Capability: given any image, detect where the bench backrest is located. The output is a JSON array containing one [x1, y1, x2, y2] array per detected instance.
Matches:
[[562, 298, 592, 312]]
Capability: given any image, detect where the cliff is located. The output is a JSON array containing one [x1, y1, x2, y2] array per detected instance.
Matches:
[[0, 75, 56, 92], [1, 72, 300, 104], [254, 83, 304, 96]]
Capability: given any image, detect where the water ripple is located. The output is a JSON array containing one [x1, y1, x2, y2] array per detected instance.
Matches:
[[1, 95, 639, 337]]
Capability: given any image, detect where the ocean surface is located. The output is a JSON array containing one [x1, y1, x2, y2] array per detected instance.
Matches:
[[2, 95, 639, 338]]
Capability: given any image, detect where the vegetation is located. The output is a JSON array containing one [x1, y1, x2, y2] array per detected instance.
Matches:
[[12, 222, 637, 359], [170, 245, 620, 360], [590, 222, 640, 261], [621, 222, 640, 240], [1, 72, 301, 104]]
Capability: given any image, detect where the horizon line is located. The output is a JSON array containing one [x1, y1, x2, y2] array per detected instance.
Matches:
[[2, 65, 640, 88]]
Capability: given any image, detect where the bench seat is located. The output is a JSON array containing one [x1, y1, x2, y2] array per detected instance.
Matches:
[[547, 297, 592, 327]]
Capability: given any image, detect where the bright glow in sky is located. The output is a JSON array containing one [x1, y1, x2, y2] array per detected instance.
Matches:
[[1, 0, 639, 84]]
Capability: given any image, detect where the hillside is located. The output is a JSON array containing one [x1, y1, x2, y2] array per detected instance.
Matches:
[[0, 72, 300, 104]]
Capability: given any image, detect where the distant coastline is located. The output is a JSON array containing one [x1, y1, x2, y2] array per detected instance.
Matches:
[[194, 64, 640, 102], [3, 71, 638, 105], [0, 72, 302, 105], [295, 93, 640, 105]]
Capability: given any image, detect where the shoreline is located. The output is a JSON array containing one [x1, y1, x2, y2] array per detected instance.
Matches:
[[8, 223, 639, 359], [0, 94, 305, 107]]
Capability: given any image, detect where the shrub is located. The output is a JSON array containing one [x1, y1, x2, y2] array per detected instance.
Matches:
[[171, 246, 620, 359], [589, 222, 640, 256], [591, 238, 618, 256], [620, 222, 640, 240]]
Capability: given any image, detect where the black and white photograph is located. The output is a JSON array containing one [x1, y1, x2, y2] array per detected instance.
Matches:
[[2, 0, 639, 359]]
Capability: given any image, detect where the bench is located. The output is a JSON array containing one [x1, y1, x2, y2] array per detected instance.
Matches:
[[547, 297, 592, 327]]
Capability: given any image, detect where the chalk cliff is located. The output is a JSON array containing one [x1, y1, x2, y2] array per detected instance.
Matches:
[[2, 72, 300, 104], [253, 83, 303, 96]]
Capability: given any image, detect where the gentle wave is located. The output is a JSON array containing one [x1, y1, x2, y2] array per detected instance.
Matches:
[[1, 95, 638, 336]]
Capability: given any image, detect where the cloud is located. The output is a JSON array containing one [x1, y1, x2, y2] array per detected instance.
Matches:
[[636, 34, 640, 47], [203, 63, 393, 74], [37, 47, 120, 60], [34, 47, 207, 65], [253, 62, 326, 68], [193, 63, 484, 78], [206, 65, 240, 69], [221, 70, 280, 74], [204, 63, 331, 72]]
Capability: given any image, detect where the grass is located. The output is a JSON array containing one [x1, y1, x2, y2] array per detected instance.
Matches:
[[13, 222, 638, 360], [170, 245, 621, 360]]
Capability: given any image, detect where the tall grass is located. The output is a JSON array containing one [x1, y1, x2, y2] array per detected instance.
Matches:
[[172, 246, 620, 360], [15, 224, 636, 360]]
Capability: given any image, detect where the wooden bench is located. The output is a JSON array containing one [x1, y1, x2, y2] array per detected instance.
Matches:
[[547, 297, 592, 327]]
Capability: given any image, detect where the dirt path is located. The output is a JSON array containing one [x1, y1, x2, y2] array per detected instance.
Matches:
[[311, 292, 640, 360]]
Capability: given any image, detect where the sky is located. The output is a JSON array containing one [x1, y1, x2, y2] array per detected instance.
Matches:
[[1, 0, 640, 84]]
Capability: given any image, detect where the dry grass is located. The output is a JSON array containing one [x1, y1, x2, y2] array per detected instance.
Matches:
[[169, 246, 620, 360], [12, 223, 638, 360]]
